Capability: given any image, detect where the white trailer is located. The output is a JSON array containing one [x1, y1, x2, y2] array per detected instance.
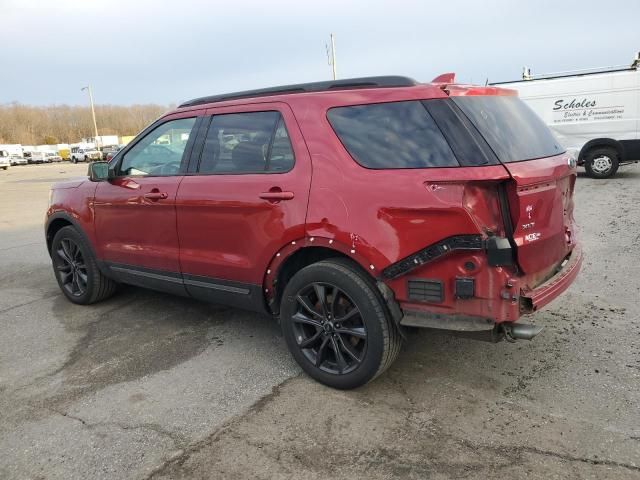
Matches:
[[491, 52, 640, 178]]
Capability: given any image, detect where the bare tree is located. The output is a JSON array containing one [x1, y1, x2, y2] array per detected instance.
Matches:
[[0, 103, 168, 144]]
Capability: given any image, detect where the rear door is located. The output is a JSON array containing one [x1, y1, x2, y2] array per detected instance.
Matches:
[[452, 94, 577, 280], [176, 103, 312, 309]]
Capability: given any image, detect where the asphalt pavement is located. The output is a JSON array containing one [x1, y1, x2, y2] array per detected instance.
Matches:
[[1, 163, 638, 479]]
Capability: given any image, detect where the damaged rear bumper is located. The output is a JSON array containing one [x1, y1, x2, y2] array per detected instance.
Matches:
[[392, 244, 582, 342], [520, 244, 583, 313]]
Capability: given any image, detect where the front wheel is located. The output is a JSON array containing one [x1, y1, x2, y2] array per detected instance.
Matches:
[[584, 147, 619, 179], [280, 259, 402, 389], [72, 157, 77, 164], [51, 226, 118, 305]]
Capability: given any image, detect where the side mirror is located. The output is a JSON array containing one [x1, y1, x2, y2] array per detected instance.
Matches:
[[88, 161, 110, 182]]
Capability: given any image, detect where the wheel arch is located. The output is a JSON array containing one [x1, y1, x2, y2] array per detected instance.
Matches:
[[578, 138, 625, 163], [45, 213, 96, 260], [264, 238, 379, 315]]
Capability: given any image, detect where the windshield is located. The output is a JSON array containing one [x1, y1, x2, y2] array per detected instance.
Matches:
[[452, 96, 564, 162]]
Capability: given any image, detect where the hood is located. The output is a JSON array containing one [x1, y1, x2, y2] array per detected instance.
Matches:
[[51, 177, 88, 189]]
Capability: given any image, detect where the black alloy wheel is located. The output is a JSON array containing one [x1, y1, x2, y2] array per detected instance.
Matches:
[[51, 225, 118, 304], [55, 237, 88, 297], [280, 259, 402, 389], [292, 282, 367, 375]]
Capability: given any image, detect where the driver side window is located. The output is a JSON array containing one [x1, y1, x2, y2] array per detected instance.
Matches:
[[120, 117, 196, 176]]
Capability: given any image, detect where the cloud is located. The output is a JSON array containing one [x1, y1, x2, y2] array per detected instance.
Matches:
[[1, 0, 638, 105]]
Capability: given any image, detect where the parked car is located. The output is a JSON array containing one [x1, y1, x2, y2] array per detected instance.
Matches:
[[0, 150, 10, 170], [105, 145, 124, 162], [10, 154, 28, 166], [70, 147, 101, 163], [46, 152, 62, 163], [492, 52, 640, 179], [46, 75, 582, 389], [101, 145, 121, 160], [30, 151, 48, 164]]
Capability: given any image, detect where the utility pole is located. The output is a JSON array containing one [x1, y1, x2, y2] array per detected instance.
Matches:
[[81, 85, 99, 147], [326, 33, 337, 80]]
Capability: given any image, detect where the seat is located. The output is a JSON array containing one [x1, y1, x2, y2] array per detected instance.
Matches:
[[231, 139, 267, 172]]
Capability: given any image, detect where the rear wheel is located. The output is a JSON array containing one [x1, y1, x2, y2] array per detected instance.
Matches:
[[51, 226, 118, 305], [584, 146, 619, 179], [280, 259, 402, 389]]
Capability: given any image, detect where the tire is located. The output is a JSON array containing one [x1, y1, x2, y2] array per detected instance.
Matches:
[[72, 157, 77, 164], [84, 155, 89, 162], [584, 146, 619, 179], [280, 259, 402, 389], [51, 226, 118, 305]]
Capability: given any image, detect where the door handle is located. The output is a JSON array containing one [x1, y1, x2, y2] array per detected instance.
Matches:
[[259, 191, 294, 201], [143, 191, 168, 200]]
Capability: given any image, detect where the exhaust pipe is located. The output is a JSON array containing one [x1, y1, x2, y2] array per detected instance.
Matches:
[[503, 323, 543, 341]]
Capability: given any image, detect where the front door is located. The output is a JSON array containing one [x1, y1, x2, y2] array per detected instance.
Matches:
[[94, 114, 199, 290], [176, 104, 312, 310]]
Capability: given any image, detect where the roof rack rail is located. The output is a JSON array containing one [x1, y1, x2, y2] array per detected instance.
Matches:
[[179, 76, 418, 108], [492, 51, 640, 85], [491, 66, 636, 85]]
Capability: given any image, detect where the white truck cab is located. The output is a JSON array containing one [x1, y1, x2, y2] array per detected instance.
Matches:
[[70, 146, 101, 163], [492, 52, 640, 178]]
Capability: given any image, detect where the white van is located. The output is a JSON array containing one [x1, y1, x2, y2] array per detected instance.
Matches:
[[0, 150, 10, 170], [30, 151, 49, 164], [491, 53, 640, 178]]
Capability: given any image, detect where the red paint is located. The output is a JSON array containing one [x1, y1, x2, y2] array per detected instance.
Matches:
[[176, 102, 311, 284], [93, 176, 184, 272], [47, 81, 581, 324]]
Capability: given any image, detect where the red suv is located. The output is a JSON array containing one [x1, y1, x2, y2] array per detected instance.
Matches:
[[46, 76, 582, 389]]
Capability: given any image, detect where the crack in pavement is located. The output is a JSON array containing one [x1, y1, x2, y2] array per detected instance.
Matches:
[[452, 435, 640, 472], [142, 376, 297, 480], [392, 375, 640, 473], [44, 406, 189, 449], [0, 293, 59, 315], [140, 374, 640, 478]]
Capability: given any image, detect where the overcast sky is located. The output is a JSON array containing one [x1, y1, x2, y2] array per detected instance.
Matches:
[[2, 0, 638, 106]]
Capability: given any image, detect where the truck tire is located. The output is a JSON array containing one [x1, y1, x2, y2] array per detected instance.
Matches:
[[72, 157, 77, 164], [280, 259, 402, 389], [584, 146, 619, 179]]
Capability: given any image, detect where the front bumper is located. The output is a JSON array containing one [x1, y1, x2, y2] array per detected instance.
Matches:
[[520, 244, 583, 312]]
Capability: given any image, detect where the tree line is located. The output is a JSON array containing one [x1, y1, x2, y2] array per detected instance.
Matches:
[[0, 103, 172, 145]]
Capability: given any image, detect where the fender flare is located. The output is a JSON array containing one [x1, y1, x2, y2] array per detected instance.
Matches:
[[262, 235, 382, 310]]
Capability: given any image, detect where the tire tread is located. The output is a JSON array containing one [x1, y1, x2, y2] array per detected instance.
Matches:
[[53, 226, 117, 304], [304, 258, 402, 385]]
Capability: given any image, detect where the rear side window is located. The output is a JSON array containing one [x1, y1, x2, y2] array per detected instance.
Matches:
[[453, 96, 563, 162], [199, 111, 294, 174], [327, 101, 458, 169]]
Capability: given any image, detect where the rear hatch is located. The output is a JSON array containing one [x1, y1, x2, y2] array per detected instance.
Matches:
[[450, 91, 578, 284]]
